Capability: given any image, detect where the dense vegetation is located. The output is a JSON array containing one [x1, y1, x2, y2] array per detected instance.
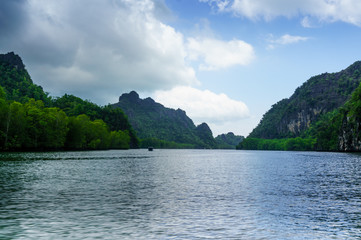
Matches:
[[240, 62, 361, 152], [237, 137, 316, 151], [0, 52, 138, 150], [0, 86, 132, 150], [52, 94, 138, 148]]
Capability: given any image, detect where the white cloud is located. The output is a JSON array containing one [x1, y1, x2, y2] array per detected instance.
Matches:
[[301, 16, 315, 28], [267, 34, 309, 49], [187, 37, 255, 71], [153, 86, 250, 129], [199, 0, 231, 11], [276, 34, 309, 45], [201, 0, 361, 27]]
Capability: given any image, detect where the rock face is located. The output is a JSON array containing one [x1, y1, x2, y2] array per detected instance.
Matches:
[[112, 91, 216, 148], [337, 83, 361, 151], [339, 117, 361, 151], [249, 61, 361, 139]]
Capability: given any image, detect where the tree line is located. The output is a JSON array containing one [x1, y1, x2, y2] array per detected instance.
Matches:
[[0, 86, 133, 151]]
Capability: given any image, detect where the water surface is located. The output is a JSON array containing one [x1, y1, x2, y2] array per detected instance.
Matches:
[[0, 150, 360, 239]]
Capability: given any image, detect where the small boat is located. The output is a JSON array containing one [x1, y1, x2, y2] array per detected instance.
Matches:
[[148, 147, 154, 151]]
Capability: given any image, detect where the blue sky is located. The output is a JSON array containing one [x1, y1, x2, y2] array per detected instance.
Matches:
[[1, 0, 361, 136]]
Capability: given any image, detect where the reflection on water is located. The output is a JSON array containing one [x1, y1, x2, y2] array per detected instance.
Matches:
[[0, 150, 360, 239]]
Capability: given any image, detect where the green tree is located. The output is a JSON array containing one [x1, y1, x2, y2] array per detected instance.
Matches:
[[23, 99, 45, 148], [66, 115, 122, 150], [0, 98, 9, 149], [87, 119, 110, 149], [66, 115, 87, 149], [0, 85, 6, 99], [41, 107, 68, 149], [110, 130, 130, 149], [53, 95, 139, 148], [306, 110, 342, 151], [4, 101, 26, 149], [23, 99, 68, 149]]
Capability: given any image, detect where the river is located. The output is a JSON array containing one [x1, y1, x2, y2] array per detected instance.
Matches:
[[0, 150, 360, 239]]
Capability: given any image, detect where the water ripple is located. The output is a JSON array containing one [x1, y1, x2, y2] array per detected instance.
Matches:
[[0, 150, 360, 239]]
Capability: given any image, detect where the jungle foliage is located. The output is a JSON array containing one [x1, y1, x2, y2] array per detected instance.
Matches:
[[0, 90, 132, 150]]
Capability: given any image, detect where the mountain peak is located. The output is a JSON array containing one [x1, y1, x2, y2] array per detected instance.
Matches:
[[0, 52, 25, 70], [119, 91, 140, 102], [196, 122, 212, 133]]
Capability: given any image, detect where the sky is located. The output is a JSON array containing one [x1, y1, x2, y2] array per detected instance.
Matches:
[[1, 0, 361, 136]]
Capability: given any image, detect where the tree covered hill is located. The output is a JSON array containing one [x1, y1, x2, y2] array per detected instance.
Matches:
[[0, 52, 51, 105], [239, 61, 361, 152], [215, 132, 244, 149], [112, 91, 219, 148], [0, 52, 138, 150], [249, 61, 361, 139]]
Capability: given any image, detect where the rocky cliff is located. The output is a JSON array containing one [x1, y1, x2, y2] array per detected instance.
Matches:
[[339, 117, 361, 151], [337, 82, 361, 151]]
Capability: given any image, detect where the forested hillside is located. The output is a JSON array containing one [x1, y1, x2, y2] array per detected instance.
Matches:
[[52, 94, 138, 148], [0, 52, 138, 150], [0, 52, 51, 105], [112, 91, 218, 148], [239, 61, 361, 151], [249, 61, 361, 139]]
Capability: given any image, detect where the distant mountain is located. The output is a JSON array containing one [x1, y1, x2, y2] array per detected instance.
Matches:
[[112, 91, 218, 148], [215, 132, 244, 149], [195, 123, 217, 148], [249, 61, 361, 139]]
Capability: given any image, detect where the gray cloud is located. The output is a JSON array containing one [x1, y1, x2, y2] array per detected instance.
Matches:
[[0, 0, 27, 36], [0, 0, 197, 104]]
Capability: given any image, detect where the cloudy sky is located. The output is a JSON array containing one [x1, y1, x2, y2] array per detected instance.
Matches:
[[1, 0, 361, 136]]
